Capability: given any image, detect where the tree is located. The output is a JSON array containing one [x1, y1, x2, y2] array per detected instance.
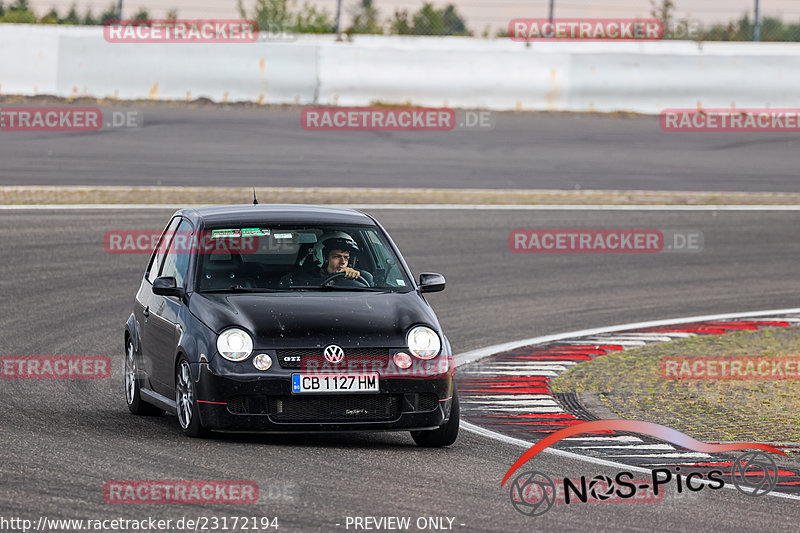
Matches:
[[99, 2, 118, 24], [239, 0, 290, 32], [82, 8, 96, 25], [389, 9, 413, 35], [649, 0, 675, 38], [166, 9, 179, 22], [132, 8, 149, 21], [40, 7, 59, 23], [702, 14, 755, 41], [348, 0, 382, 34], [61, 4, 79, 24], [411, 3, 469, 36], [2, 0, 36, 23], [411, 3, 441, 34], [649, 0, 675, 25], [292, 2, 335, 33], [441, 5, 467, 35]]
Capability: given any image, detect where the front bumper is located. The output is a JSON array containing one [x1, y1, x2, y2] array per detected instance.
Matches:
[[192, 361, 455, 433]]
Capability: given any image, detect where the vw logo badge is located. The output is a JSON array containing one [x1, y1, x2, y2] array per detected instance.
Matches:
[[323, 345, 344, 363]]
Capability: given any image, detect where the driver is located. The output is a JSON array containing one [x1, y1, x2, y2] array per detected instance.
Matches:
[[290, 237, 372, 286]]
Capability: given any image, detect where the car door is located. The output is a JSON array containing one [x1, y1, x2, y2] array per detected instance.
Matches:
[[147, 218, 194, 396], [139, 216, 181, 389]]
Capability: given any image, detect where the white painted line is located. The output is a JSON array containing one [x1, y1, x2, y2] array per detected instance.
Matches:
[[563, 436, 644, 443], [0, 204, 185, 210], [467, 365, 573, 371], [461, 371, 559, 377], [590, 333, 685, 341], [351, 205, 800, 211], [5, 204, 800, 211], [611, 453, 713, 458], [583, 336, 668, 343], [466, 400, 561, 407], [568, 444, 678, 451], [557, 340, 648, 346], [481, 360, 579, 368], [469, 407, 564, 413], [462, 399, 561, 406], [455, 308, 800, 367], [477, 360, 579, 364], [458, 395, 554, 400]]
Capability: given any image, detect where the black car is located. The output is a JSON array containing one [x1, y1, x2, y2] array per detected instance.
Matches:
[[124, 204, 458, 446]]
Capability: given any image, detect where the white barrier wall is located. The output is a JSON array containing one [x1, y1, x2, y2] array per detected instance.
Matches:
[[2, 24, 799, 113]]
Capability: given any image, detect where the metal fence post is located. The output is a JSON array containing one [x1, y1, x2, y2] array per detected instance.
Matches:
[[754, 0, 761, 41]]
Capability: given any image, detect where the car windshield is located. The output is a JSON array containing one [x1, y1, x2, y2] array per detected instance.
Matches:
[[195, 224, 413, 293]]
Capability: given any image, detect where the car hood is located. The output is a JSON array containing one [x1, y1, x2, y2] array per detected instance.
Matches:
[[189, 291, 440, 348]]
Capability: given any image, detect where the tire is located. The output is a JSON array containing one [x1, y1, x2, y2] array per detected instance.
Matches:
[[175, 357, 209, 438], [125, 339, 165, 416], [411, 390, 460, 447]]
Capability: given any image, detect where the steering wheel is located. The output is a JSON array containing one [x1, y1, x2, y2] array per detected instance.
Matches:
[[320, 271, 372, 287]]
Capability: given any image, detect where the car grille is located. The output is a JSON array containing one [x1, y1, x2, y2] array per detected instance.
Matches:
[[227, 396, 269, 415], [270, 394, 401, 422], [276, 347, 391, 368], [226, 394, 401, 422], [418, 393, 440, 412]]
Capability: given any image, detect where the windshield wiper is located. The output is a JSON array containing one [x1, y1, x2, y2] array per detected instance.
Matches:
[[287, 285, 388, 292], [201, 285, 280, 293]]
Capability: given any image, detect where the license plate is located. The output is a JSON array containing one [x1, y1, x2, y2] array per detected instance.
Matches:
[[291, 373, 379, 394]]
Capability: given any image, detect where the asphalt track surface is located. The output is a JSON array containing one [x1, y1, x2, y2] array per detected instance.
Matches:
[[2, 207, 800, 532], [2, 108, 800, 191]]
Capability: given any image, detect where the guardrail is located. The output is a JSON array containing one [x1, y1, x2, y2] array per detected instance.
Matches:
[[2, 24, 799, 114]]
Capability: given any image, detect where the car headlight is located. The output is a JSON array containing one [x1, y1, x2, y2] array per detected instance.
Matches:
[[407, 326, 440, 359], [217, 328, 254, 361]]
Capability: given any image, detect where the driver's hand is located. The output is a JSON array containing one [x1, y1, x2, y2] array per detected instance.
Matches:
[[342, 267, 361, 279]]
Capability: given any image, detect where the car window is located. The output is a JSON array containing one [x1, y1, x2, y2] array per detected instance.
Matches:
[[195, 225, 412, 292], [366, 230, 406, 288], [159, 219, 193, 287], [147, 217, 182, 284]]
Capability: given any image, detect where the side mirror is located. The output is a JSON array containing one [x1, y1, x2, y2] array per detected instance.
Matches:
[[419, 272, 445, 293], [152, 276, 185, 298]]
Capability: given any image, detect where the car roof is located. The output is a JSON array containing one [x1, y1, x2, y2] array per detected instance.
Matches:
[[176, 204, 376, 227]]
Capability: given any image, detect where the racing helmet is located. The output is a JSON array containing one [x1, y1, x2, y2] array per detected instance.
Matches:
[[321, 237, 360, 267], [299, 232, 359, 268]]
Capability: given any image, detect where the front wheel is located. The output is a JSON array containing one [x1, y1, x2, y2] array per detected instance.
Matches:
[[175, 358, 208, 438], [125, 340, 164, 416], [411, 391, 460, 447]]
